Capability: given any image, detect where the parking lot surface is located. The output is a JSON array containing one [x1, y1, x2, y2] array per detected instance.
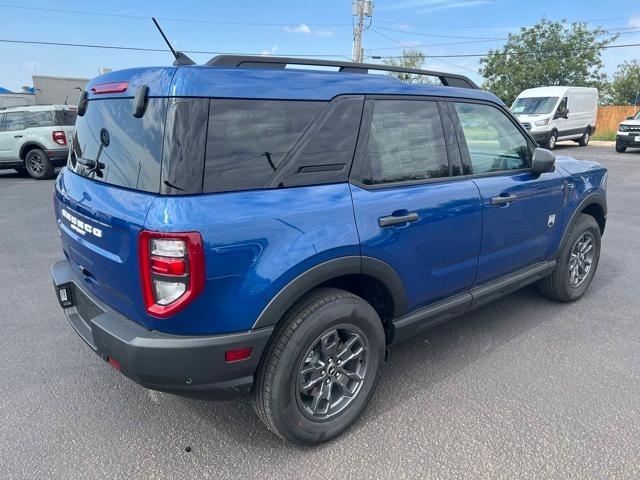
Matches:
[[1, 144, 639, 479]]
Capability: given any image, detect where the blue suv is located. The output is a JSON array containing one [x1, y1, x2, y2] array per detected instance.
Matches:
[[51, 56, 607, 444]]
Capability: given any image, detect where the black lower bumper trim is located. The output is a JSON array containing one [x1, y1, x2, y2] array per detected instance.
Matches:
[[51, 258, 273, 399], [617, 135, 640, 148]]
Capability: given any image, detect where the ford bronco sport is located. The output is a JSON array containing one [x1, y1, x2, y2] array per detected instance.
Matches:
[[51, 56, 607, 444], [0, 104, 76, 179]]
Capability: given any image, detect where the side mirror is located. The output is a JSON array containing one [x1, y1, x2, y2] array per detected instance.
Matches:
[[531, 147, 555, 175]]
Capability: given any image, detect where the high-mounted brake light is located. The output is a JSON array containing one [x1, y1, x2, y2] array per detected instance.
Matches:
[[52, 131, 66, 146], [91, 82, 129, 94], [139, 231, 205, 318]]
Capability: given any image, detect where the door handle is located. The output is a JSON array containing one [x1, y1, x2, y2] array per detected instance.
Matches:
[[14, 135, 23, 138], [491, 194, 518, 206], [378, 212, 419, 227]]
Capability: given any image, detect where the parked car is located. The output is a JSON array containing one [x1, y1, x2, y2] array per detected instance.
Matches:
[[511, 86, 598, 150], [51, 57, 607, 444], [615, 110, 640, 152], [0, 104, 76, 179]]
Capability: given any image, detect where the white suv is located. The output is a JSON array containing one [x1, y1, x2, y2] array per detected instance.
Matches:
[[0, 105, 76, 179]]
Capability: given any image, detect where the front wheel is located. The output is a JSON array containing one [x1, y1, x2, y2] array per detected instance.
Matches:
[[252, 288, 386, 444], [539, 214, 601, 302], [616, 143, 627, 153], [547, 131, 558, 150], [25, 148, 55, 179]]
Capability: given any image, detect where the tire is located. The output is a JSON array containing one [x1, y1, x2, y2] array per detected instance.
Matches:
[[539, 214, 601, 302], [25, 148, 55, 179], [252, 287, 386, 444], [616, 143, 627, 153], [547, 131, 558, 150], [578, 128, 590, 146]]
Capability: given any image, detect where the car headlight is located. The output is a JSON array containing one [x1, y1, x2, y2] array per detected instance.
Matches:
[[534, 118, 549, 127], [619, 124, 629, 132]]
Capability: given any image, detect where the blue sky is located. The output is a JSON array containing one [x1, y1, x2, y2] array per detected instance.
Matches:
[[1, 0, 639, 91]]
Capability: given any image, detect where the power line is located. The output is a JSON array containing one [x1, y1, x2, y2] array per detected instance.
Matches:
[[370, 42, 640, 59], [0, 39, 352, 59], [0, 3, 352, 27], [374, 16, 637, 30]]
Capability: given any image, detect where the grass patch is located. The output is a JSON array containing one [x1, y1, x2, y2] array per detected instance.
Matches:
[[592, 131, 616, 141]]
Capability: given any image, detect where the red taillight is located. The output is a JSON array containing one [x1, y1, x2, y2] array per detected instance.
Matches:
[[139, 231, 205, 318], [107, 357, 121, 371], [52, 131, 66, 146], [91, 82, 129, 94], [225, 347, 252, 363]]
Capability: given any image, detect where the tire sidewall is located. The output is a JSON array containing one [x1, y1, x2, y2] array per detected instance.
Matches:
[[25, 149, 54, 179], [558, 217, 601, 300], [548, 131, 557, 150], [268, 296, 385, 444]]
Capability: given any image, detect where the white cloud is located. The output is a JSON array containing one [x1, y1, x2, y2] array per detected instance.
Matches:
[[285, 23, 312, 34], [629, 15, 640, 28], [379, 0, 491, 13], [260, 45, 279, 56], [284, 24, 335, 37]]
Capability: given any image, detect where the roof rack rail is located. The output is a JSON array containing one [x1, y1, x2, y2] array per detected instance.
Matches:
[[205, 55, 480, 90]]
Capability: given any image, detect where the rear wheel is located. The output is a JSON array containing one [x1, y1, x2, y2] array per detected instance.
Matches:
[[25, 148, 55, 179], [615, 143, 627, 153], [578, 128, 590, 146], [252, 288, 385, 444], [539, 214, 601, 302]]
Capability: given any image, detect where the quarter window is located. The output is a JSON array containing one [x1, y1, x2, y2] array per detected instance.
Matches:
[[453, 102, 531, 174], [3, 112, 27, 131], [26, 111, 55, 128], [203, 99, 326, 193], [361, 100, 448, 185]]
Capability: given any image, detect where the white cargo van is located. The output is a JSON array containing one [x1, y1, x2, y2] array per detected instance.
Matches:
[[511, 86, 598, 150]]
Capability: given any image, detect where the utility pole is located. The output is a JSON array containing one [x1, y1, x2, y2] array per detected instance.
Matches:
[[352, 0, 373, 63]]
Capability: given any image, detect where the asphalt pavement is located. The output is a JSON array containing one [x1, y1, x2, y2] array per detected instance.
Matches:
[[1, 143, 639, 479]]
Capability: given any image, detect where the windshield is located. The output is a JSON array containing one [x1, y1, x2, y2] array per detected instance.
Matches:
[[635, 111, 640, 120], [511, 97, 559, 115]]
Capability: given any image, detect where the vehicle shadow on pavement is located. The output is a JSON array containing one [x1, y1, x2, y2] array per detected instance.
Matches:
[[177, 283, 567, 449]]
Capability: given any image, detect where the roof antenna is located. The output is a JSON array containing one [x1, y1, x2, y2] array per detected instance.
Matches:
[[152, 17, 196, 66]]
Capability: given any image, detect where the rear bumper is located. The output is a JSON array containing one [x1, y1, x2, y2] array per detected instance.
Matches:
[[51, 258, 273, 399], [616, 134, 640, 148], [45, 148, 69, 165]]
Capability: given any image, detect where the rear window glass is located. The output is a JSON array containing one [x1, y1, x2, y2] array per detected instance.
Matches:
[[203, 99, 326, 193], [68, 98, 167, 193], [26, 111, 55, 128], [55, 109, 78, 126]]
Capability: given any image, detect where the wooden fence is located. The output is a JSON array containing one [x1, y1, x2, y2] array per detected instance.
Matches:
[[596, 105, 639, 134]]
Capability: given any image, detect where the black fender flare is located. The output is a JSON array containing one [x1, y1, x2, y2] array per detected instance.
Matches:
[[558, 192, 607, 253], [252, 256, 407, 329], [19, 141, 48, 160]]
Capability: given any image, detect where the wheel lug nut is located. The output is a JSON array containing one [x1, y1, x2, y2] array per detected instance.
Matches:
[[326, 379, 331, 384], [321, 371, 325, 376], [337, 360, 342, 365], [336, 373, 341, 378]]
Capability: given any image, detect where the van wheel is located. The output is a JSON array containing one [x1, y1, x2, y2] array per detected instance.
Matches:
[[539, 214, 601, 302], [252, 287, 385, 444], [547, 131, 557, 150], [578, 129, 590, 146], [25, 149, 55, 179], [616, 143, 627, 153]]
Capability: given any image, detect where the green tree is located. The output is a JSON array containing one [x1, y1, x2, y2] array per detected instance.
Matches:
[[383, 49, 438, 84], [479, 19, 617, 105], [610, 60, 640, 105]]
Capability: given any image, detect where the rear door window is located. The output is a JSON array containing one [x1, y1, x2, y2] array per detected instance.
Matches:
[[4, 112, 27, 131], [203, 99, 326, 193], [359, 99, 448, 185], [26, 111, 55, 128]]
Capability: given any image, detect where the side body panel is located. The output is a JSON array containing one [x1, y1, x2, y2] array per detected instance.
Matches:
[[144, 183, 360, 335]]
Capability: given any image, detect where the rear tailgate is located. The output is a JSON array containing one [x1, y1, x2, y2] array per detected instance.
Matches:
[[55, 170, 156, 327], [55, 67, 176, 328]]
